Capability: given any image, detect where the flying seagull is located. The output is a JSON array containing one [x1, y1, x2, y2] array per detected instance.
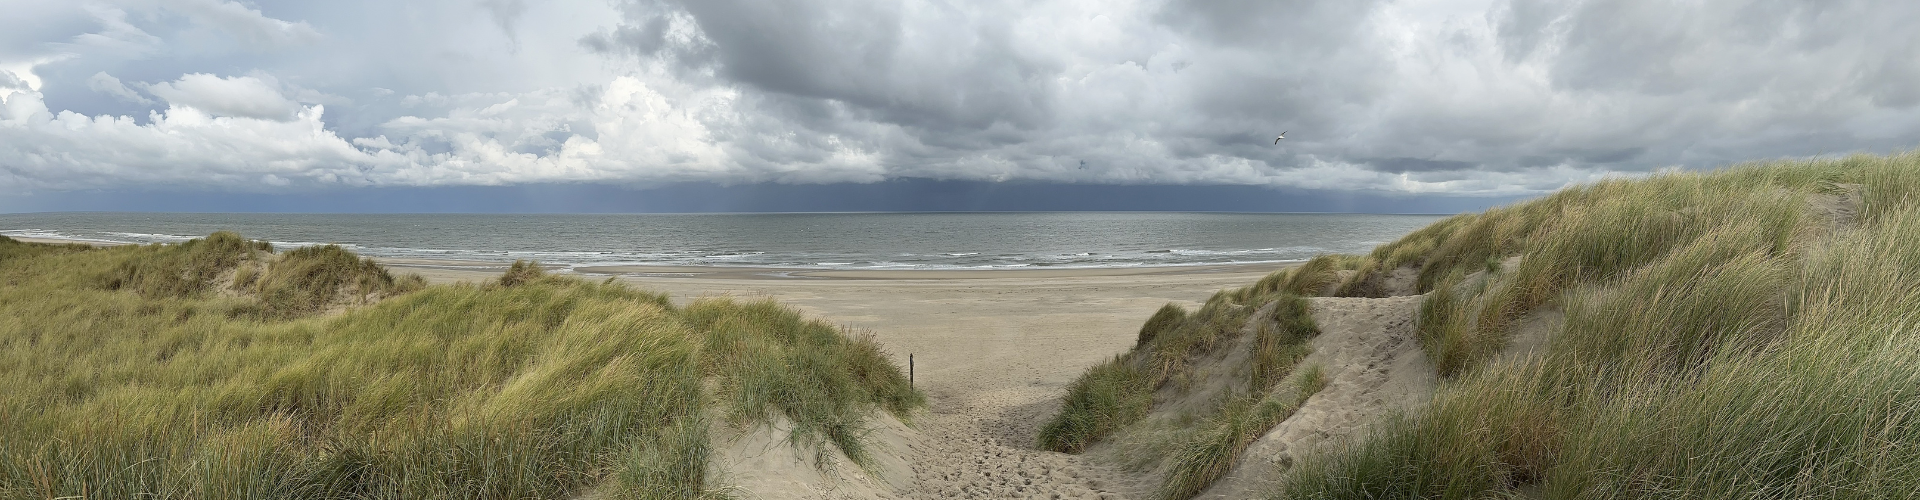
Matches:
[[1273, 131, 1287, 144]]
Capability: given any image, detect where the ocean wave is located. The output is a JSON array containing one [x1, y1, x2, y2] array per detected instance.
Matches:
[[1, 230, 68, 239], [105, 231, 195, 242], [1, 230, 130, 244], [268, 241, 363, 250]]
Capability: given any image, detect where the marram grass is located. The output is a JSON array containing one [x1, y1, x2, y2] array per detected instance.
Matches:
[[1279, 152, 1920, 498], [1041, 283, 1325, 499], [0, 233, 920, 499]]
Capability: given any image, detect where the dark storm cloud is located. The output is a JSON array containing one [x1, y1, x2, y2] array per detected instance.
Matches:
[[1365, 157, 1476, 174], [1157, 0, 1381, 49]]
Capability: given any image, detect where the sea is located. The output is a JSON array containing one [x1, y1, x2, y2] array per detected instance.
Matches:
[[0, 212, 1445, 271]]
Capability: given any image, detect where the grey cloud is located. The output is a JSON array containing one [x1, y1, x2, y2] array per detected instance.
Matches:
[[1157, 0, 1382, 49], [578, 0, 1408, 184], [1365, 157, 1477, 173], [1509, 147, 1647, 169], [1492, 0, 1574, 63], [0, 3, 104, 62], [593, 0, 1058, 133], [144, 73, 303, 121], [478, 0, 530, 46], [86, 72, 152, 105], [580, 15, 671, 56], [166, 0, 323, 49], [1574, 147, 1646, 165], [0, 70, 25, 92], [1482, 0, 1920, 166], [1500, 1, 1920, 100]]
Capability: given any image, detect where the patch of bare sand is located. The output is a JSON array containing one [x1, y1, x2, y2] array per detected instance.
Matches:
[[711, 413, 920, 500]]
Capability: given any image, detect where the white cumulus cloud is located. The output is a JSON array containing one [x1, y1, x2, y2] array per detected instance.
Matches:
[[0, 89, 400, 189]]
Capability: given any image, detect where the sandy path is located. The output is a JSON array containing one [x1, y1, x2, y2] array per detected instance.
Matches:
[[401, 263, 1281, 499], [617, 272, 1277, 499]]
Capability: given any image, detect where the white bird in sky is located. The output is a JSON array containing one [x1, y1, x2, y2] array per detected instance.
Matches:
[[1273, 131, 1287, 144]]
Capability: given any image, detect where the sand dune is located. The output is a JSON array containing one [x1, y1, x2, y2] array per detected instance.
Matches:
[[392, 259, 1286, 498]]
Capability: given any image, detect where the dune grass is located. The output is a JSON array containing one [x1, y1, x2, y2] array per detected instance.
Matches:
[[1040, 290, 1248, 453], [1279, 152, 1920, 498], [0, 234, 920, 499], [1248, 254, 1368, 298], [1035, 356, 1156, 454], [1158, 365, 1326, 500], [1041, 281, 1327, 498]]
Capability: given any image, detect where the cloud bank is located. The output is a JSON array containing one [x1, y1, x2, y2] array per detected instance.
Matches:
[[3, 0, 1919, 200]]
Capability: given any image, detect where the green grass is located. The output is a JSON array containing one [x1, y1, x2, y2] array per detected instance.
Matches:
[[1279, 151, 1920, 498], [0, 234, 920, 499]]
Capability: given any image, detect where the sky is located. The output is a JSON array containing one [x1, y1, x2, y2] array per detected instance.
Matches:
[[2, 0, 1917, 213]]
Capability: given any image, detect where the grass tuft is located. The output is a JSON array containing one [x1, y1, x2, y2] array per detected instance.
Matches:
[[1036, 358, 1155, 453], [96, 231, 262, 298], [496, 260, 547, 287], [1139, 303, 1189, 348], [243, 244, 419, 319]]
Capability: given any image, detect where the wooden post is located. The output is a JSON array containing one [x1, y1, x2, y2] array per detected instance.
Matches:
[[909, 353, 914, 389]]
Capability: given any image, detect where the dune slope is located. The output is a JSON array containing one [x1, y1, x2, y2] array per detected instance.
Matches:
[[1050, 151, 1920, 499]]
